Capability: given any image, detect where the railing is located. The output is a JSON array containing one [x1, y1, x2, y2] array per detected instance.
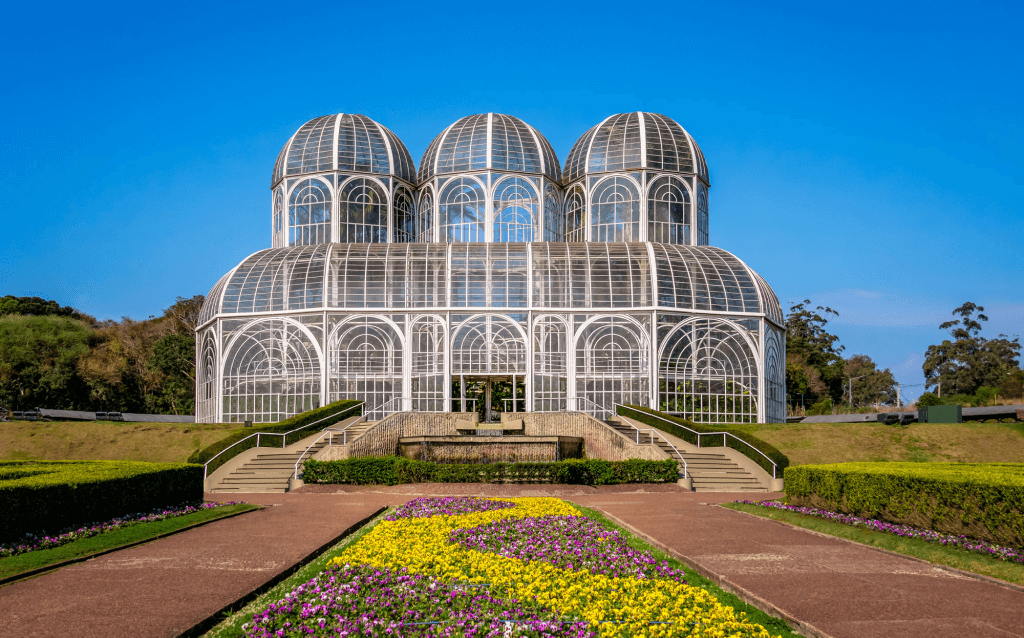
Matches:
[[453, 398, 477, 414], [501, 398, 526, 413], [573, 397, 613, 421], [293, 414, 368, 480], [368, 397, 414, 421], [615, 405, 778, 479], [202, 402, 364, 479], [610, 404, 688, 479]]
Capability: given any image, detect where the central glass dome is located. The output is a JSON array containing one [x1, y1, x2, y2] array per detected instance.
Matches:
[[415, 114, 563, 243]]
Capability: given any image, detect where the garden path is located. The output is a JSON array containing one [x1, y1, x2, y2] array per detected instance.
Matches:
[[0, 493, 400, 638]]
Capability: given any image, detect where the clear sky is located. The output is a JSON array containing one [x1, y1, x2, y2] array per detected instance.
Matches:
[[2, 1, 1021, 401]]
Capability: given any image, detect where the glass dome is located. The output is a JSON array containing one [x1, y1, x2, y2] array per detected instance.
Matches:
[[417, 114, 560, 183], [563, 112, 708, 184]]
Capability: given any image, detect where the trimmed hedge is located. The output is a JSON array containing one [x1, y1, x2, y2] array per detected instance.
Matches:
[[0, 460, 202, 541], [188, 400, 363, 475], [303, 457, 679, 486], [617, 404, 789, 477], [785, 462, 1024, 548]]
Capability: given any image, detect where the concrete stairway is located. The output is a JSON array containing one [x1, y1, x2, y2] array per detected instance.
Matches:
[[605, 416, 768, 493], [210, 419, 375, 494]]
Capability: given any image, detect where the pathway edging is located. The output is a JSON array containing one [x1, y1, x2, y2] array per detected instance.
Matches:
[[719, 504, 1024, 595], [174, 505, 387, 638], [0, 505, 262, 589], [593, 507, 835, 638]]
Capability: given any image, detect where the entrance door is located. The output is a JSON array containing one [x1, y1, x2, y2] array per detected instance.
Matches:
[[452, 375, 525, 422]]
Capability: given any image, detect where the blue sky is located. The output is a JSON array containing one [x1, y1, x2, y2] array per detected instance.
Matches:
[[2, 1, 1021, 400]]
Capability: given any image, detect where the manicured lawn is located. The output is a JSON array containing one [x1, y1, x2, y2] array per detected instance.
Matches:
[[0, 502, 257, 582], [721, 501, 1024, 587]]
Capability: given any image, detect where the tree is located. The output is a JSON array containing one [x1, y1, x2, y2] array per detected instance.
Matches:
[[923, 302, 1021, 395], [148, 334, 196, 414], [163, 295, 204, 336], [0, 315, 91, 410], [0, 295, 97, 327], [843, 354, 897, 406], [785, 300, 846, 406]]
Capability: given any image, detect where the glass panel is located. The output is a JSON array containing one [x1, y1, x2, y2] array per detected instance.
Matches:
[[492, 176, 537, 242], [439, 177, 485, 242], [590, 176, 640, 242], [289, 178, 332, 245]]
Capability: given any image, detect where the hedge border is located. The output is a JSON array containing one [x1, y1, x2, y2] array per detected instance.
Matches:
[[187, 400, 363, 475], [784, 462, 1024, 548], [302, 456, 679, 486], [616, 404, 789, 476]]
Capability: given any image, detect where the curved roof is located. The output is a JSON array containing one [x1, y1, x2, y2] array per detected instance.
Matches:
[[199, 243, 781, 327], [271, 114, 415, 187], [418, 113, 561, 184], [563, 112, 708, 185]]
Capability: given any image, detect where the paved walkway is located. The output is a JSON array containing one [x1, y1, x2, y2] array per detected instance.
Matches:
[[4, 486, 1023, 637], [0, 493, 398, 638]]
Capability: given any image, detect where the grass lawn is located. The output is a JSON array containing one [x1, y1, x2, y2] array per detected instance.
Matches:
[[724, 421, 1024, 465], [720, 501, 1024, 587], [0, 420, 244, 464], [0, 502, 258, 582], [567, 502, 799, 638], [204, 507, 390, 638]]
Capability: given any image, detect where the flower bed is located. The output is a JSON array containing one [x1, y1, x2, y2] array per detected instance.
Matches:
[[0, 501, 243, 558], [736, 500, 1024, 565], [244, 497, 775, 637]]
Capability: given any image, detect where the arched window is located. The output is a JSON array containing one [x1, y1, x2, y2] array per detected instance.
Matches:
[[273, 189, 284, 248], [590, 177, 640, 242], [393, 187, 415, 243], [417, 188, 434, 243], [765, 325, 785, 423], [543, 183, 563, 242], [647, 176, 691, 245], [289, 178, 331, 245], [493, 177, 538, 242], [575, 317, 649, 415], [533, 316, 568, 411], [659, 318, 757, 423], [564, 184, 586, 242], [452, 315, 526, 375], [197, 332, 218, 423], [222, 319, 322, 423], [338, 178, 387, 243], [411, 315, 445, 411], [697, 185, 709, 246], [328, 317, 403, 420], [439, 178, 485, 242]]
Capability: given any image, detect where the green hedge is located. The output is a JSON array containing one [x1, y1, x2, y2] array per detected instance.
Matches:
[[303, 457, 679, 486], [187, 400, 363, 475], [616, 405, 789, 477], [785, 462, 1024, 547], [0, 460, 202, 541]]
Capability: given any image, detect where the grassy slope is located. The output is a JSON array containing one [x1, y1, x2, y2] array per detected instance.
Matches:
[[721, 501, 1024, 587], [0, 421, 244, 464], [724, 421, 1024, 465], [0, 503, 258, 581]]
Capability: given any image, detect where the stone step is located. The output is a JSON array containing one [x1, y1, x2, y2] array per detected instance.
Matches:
[[694, 486, 769, 493]]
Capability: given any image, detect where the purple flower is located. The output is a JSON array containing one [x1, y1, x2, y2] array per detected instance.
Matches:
[[386, 497, 516, 521]]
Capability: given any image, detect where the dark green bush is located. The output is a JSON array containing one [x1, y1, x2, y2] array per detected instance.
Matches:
[[0, 460, 202, 541], [188, 400, 362, 475], [916, 392, 942, 407], [785, 462, 1024, 548], [616, 404, 789, 477], [302, 457, 679, 486]]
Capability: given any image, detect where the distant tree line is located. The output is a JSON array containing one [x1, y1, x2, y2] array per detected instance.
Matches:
[[785, 299, 1022, 413], [0, 295, 203, 414]]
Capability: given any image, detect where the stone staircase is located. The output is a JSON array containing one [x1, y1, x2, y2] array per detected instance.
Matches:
[[210, 419, 375, 493], [605, 416, 768, 493]]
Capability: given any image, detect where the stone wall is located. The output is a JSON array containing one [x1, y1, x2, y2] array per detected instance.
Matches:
[[504, 412, 668, 462]]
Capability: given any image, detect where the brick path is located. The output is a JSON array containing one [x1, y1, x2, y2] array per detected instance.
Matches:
[[4, 486, 1022, 637]]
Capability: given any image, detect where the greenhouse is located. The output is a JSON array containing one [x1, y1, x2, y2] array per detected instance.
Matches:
[[197, 112, 786, 424]]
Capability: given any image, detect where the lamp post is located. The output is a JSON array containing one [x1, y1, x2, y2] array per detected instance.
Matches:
[[848, 376, 867, 407]]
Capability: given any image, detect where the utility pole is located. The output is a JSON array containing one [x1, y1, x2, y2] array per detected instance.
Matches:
[[848, 375, 867, 407], [896, 383, 901, 408]]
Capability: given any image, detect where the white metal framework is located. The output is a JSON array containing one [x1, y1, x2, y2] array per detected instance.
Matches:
[[199, 111, 785, 424]]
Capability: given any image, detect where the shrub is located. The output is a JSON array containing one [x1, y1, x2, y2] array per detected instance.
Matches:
[[302, 457, 679, 486], [188, 400, 362, 475], [784, 462, 1024, 548], [0, 460, 202, 541], [616, 404, 789, 477], [916, 392, 942, 407], [806, 398, 833, 416]]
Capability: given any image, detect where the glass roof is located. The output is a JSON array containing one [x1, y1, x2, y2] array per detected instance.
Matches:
[[417, 114, 561, 183], [563, 112, 709, 184], [271, 114, 415, 186], [200, 243, 780, 326]]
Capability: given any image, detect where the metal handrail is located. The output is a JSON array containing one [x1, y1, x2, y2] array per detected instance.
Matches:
[[614, 404, 778, 479], [202, 402, 364, 479], [609, 405, 688, 479], [293, 414, 368, 479], [573, 397, 613, 420]]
